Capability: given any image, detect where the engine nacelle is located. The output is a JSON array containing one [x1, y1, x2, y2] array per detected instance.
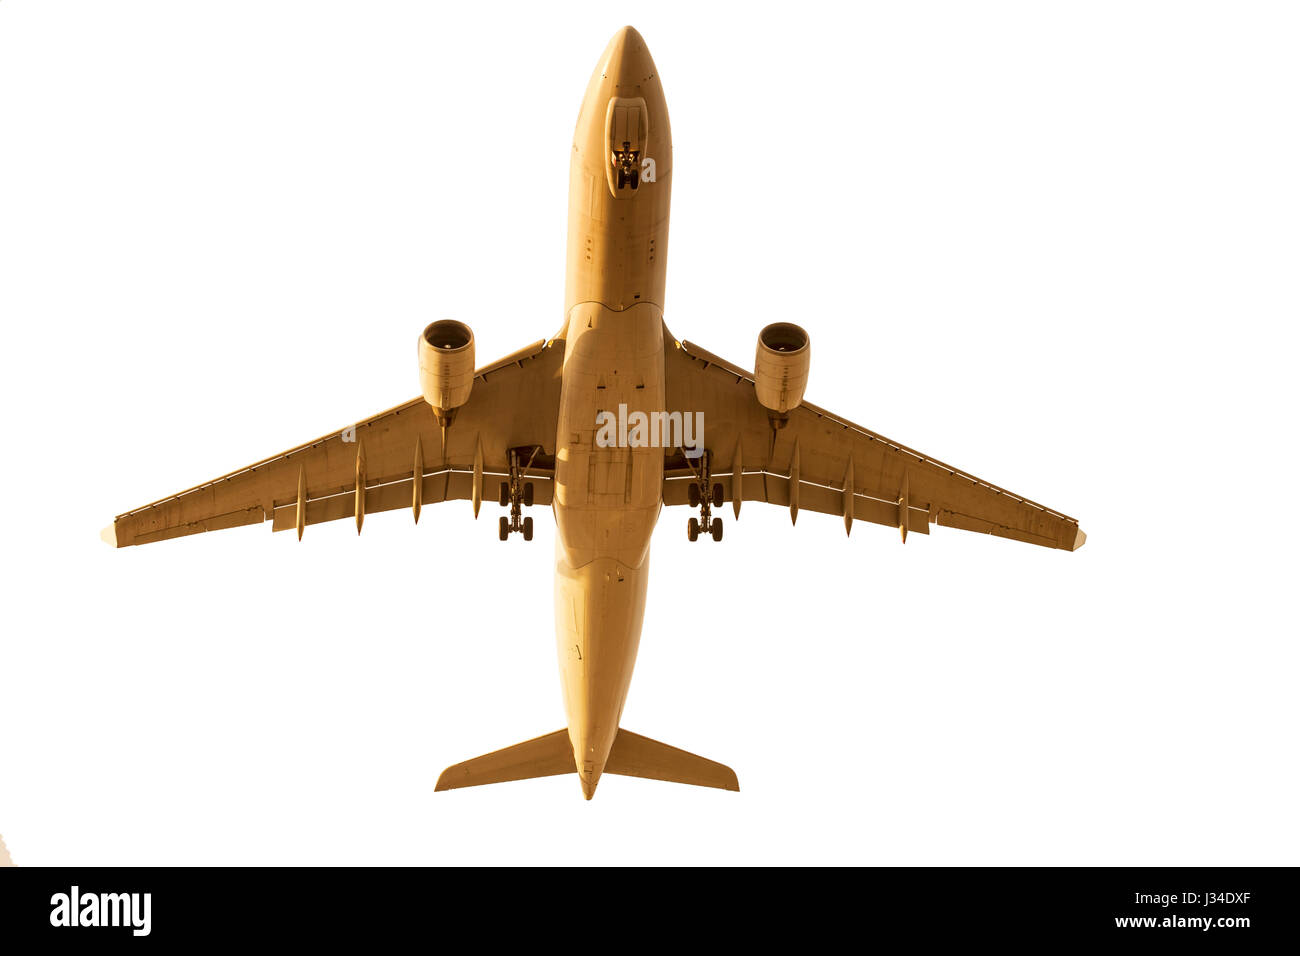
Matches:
[[754, 322, 810, 415], [419, 320, 475, 424]]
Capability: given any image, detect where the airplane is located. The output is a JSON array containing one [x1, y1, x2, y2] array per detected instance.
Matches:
[[102, 26, 1086, 800]]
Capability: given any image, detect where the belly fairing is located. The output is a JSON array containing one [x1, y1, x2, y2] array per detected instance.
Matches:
[[553, 301, 665, 571]]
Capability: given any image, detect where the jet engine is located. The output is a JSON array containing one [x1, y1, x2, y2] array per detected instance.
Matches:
[[419, 320, 475, 425], [753, 322, 810, 415]]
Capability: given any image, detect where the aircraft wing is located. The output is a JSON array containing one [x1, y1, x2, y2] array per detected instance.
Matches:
[[662, 337, 1085, 551], [104, 338, 564, 547]]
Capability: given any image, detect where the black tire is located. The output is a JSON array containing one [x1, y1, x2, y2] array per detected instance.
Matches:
[[523, 482, 534, 508], [712, 483, 724, 507], [498, 516, 509, 541], [687, 517, 699, 542], [711, 517, 723, 542], [523, 516, 534, 541], [498, 482, 509, 507], [688, 483, 701, 508]]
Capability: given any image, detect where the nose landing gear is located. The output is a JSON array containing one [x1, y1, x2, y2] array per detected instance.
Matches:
[[612, 140, 641, 191]]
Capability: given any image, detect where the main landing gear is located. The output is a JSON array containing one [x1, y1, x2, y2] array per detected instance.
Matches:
[[685, 450, 724, 543], [497, 447, 537, 541]]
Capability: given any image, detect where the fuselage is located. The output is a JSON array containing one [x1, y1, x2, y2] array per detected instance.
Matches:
[[552, 27, 671, 798]]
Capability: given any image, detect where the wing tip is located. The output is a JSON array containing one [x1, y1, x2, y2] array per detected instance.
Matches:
[[100, 522, 120, 548], [1070, 527, 1087, 551]]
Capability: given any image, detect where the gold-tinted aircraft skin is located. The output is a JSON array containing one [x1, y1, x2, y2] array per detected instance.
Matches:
[[104, 27, 1084, 800], [554, 27, 672, 798]]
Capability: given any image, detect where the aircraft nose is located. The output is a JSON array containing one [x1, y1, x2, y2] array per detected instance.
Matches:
[[602, 25, 658, 89], [611, 24, 642, 45]]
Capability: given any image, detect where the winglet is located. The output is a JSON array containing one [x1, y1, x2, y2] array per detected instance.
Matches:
[[100, 523, 119, 548]]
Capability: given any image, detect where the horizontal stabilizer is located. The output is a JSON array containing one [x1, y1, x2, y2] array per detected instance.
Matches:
[[435, 729, 574, 791], [606, 729, 739, 791]]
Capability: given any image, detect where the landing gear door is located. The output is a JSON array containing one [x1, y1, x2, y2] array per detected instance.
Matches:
[[605, 97, 649, 198]]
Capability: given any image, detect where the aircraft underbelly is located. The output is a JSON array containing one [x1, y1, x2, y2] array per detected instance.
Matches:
[[552, 301, 664, 773], [551, 24, 672, 785], [553, 548, 651, 780], [554, 301, 665, 568]]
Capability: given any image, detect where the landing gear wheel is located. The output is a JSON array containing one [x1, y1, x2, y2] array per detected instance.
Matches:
[[712, 483, 724, 507], [687, 517, 699, 542], [523, 482, 534, 508], [688, 483, 701, 508], [711, 517, 723, 542], [498, 516, 509, 541], [498, 482, 509, 507], [523, 516, 534, 541]]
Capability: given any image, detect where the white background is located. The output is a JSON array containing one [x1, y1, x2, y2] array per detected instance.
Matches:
[[1, 1, 1297, 865]]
